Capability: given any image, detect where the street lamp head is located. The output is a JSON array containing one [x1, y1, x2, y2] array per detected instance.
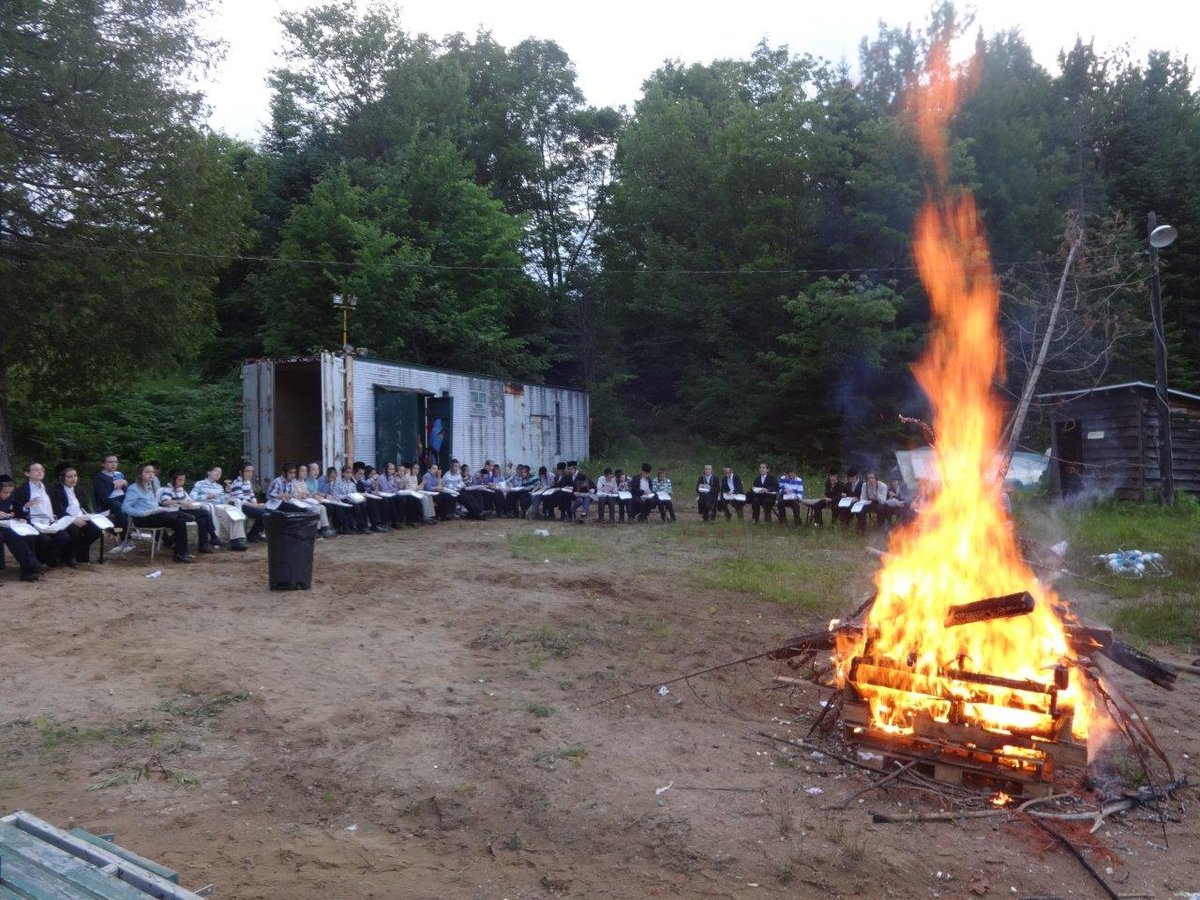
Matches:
[[1150, 224, 1178, 249]]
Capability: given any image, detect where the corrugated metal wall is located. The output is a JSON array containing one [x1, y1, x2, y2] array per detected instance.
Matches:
[[351, 360, 588, 470]]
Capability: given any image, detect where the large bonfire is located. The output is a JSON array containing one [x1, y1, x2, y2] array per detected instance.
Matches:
[[835, 43, 1105, 749]]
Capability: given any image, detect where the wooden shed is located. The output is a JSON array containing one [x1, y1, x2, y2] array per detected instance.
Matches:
[[1038, 381, 1200, 501]]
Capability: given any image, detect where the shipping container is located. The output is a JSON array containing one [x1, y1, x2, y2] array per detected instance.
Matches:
[[241, 353, 589, 489]]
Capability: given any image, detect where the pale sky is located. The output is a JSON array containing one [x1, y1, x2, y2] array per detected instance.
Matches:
[[198, 1, 1200, 141]]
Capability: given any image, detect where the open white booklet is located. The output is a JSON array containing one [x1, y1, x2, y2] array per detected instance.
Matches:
[[837, 497, 855, 509], [0, 519, 39, 537], [722, 493, 746, 502], [655, 492, 672, 502], [89, 513, 116, 530], [616, 490, 633, 500], [224, 506, 247, 522], [36, 516, 77, 534]]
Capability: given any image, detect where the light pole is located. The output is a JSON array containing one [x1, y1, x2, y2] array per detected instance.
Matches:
[[332, 293, 358, 350], [1147, 212, 1177, 505], [332, 294, 359, 466]]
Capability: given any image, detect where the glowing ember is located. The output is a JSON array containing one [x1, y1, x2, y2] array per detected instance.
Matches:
[[991, 791, 1013, 807], [836, 42, 1105, 753]]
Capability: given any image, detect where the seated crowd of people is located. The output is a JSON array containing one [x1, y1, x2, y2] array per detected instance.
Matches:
[[0, 452, 918, 583]]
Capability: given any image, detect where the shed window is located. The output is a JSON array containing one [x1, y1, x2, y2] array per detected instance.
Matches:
[[470, 390, 487, 416]]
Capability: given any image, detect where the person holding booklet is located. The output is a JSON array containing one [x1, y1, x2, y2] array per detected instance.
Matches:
[[614, 469, 633, 523], [749, 463, 777, 524], [0, 475, 49, 580], [11, 462, 72, 566], [158, 468, 217, 553], [652, 468, 676, 522], [718, 466, 746, 521], [529, 466, 554, 519], [855, 471, 889, 532], [289, 466, 339, 537], [571, 472, 595, 523], [404, 463, 437, 523], [594, 467, 618, 523], [695, 464, 719, 522], [230, 462, 268, 542], [122, 462, 195, 563], [330, 465, 372, 532], [188, 465, 248, 551], [775, 466, 805, 526], [810, 470, 843, 528], [837, 468, 864, 526], [309, 463, 357, 533], [630, 463, 657, 523], [53, 465, 108, 564]]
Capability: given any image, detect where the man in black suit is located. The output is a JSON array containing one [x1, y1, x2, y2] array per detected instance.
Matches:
[[695, 464, 719, 522], [749, 463, 778, 523], [52, 465, 105, 566], [836, 467, 863, 526], [811, 470, 844, 528], [92, 453, 129, 526], [10, 462, 72, 566], [717, 466, 746, 521], [551, 462, 573, 520], [0, 475, 46, 581], [629, 463, 657, 523]]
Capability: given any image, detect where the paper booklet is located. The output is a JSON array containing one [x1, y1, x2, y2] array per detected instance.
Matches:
[[723, 493, 746, 502], [465, 485, 489, 491], [224, 506, 247, 522], [265, 498, 283, 510], [35, 516, 77, 534], [752, 486, 765, 493], [837, 497, 854, 508], [324, 498, 352, 507], [655, 492, 672, 502], [378, 491, 396, 498], [616, 491, 633, 500], [347, 492, 367, 503], [0, 520, 39, 537], [539, 487, 557, 495], [597, 491, 618, 498], [696, 485, 711, 493], [851, 500, 868, 514], [89, 513, 116, 530], [441, 489, 460, 498]]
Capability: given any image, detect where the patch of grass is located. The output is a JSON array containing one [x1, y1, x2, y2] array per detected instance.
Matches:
[[1110, 597, 1200, 646], [158, 689, 249, 721], [508, 532, 605, 561], [556, 746, 588, 761], [1019, 497, 1200, 644], [86, 772, 137, 792], [531, 624, 580, 658], [534, 746, 588, 769], [648, 620, 671, 639], [35, 717, 110, 749], [504, 830, 526, 852], [527, 651, 546, 671], [526, 704, 555, 718], [698, 555, 853, 615]]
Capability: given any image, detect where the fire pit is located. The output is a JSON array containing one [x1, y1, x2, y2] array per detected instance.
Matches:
[[839, 593, 1088, 797]]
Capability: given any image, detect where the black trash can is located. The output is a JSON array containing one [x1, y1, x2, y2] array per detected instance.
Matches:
[[266, 509, 320, 590]]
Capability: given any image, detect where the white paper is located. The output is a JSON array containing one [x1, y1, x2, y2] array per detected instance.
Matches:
[[696, 485, 711, 493], [0, 520, 39, 537], [616, 491, 633, 500], [89, 513, 115, 530], [441, 489, 460, 498], [837, 497, 854, 509], [851, 500, 868, 514], [225, 506, 247, 522], [655, 492, 672, 501], [752, 486, 765, 493], [265, 498, 283, 510], [347, 492, 367, 503], [723, 493, 746, 502], [36, 516, 76, 534]]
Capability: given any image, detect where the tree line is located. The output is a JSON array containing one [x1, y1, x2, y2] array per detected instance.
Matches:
[[3, 0, 1199, 475]]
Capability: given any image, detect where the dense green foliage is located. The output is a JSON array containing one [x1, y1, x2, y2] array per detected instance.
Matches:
[[6, 0, 1200, 477]]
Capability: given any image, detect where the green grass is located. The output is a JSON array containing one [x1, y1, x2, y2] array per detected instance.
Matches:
[[1017, 496, 1200, 644], [507, 532, 606, 561]]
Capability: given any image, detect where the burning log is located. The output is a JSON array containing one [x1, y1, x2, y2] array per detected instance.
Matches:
[[944, 591, 1035, 627], [1098, 640, 1177, 690]]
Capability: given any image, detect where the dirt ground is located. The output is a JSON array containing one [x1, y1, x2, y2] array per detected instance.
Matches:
[[1, 518, 1197, 899]]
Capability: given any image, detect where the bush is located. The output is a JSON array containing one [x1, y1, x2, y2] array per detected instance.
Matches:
[[14, 376, 243, 478]]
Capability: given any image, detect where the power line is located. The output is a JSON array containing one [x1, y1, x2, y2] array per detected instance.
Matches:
[[5, 236, 1066, 278]]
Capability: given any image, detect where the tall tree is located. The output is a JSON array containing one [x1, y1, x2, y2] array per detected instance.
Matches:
[[0, 0, 251, 474]]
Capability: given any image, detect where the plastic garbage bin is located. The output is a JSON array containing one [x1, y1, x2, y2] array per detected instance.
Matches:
[[266, 509, 320, 590]]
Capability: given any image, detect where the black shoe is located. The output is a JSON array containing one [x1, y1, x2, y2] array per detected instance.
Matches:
[[230, 539, 247, 551], [174, 554, 195, 563], [20, 571, 41, 582], [198, 546, 216, 554]]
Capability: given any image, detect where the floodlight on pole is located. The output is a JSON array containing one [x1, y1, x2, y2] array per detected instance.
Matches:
[[1147, 213, 1176, 505], [332, 293, 359, 350]]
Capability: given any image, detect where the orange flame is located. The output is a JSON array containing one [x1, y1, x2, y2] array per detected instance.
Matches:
[[840, 42, 1103, 747]]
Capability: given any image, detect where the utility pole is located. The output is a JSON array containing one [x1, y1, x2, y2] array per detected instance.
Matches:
[[332, 294, 359, 468], [1147, 212, 1176, 506]]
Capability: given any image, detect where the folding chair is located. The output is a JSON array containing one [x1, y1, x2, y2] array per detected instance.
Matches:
[[123, 522, 168, 560]]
